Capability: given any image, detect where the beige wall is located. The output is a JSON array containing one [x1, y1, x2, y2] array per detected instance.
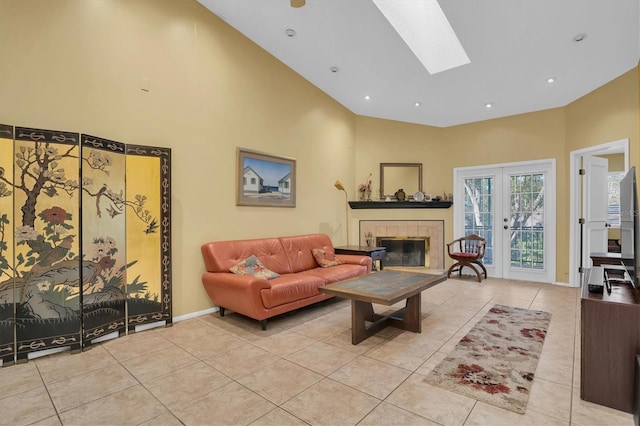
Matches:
[[597, 154, 625, 172], [596, 153, 625, 242], [566, 70, 638, 163], [0, 0, 358, 317], [353, 68, 638, 284], [0, 0, 638, 315], [354, 108, 571, 280]]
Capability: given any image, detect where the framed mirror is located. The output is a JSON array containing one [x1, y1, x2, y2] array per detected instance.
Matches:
[[380, 163, 422, 198]]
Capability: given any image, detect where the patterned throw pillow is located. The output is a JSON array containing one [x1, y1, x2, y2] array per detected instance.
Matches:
[[312, 248, 344, 268], [229, 255, 280, 280]]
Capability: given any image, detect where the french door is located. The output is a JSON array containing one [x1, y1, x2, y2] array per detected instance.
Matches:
[[453, 160, 556, 283]]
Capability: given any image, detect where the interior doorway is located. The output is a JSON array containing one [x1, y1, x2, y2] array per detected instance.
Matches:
[[569, 138, 629, 287]]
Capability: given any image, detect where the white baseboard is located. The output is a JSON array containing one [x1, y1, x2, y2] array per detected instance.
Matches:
[[174, 306, 219, 323], [553, 280, 577, 288]]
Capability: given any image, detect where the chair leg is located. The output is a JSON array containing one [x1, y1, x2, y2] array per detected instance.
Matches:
[[447, 262, 461, 278], [467, 261, 486, 281], [219, 307, 225, 317], [473, 261, 488, 278], [259, 319, 267, 330], [450, 261, 484, 282], [472, 265, 482, 282]]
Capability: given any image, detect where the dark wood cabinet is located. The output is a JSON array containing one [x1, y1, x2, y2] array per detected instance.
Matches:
[[590, 252, 632, 267], [581, 269, 640, 413]]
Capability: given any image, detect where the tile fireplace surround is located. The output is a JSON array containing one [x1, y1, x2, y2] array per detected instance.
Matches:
[[359, 220, 444, 269]]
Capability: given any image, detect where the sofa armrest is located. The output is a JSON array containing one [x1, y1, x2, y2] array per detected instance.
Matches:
[[201, 272, 272, 319], [336, 254, 372, 273]]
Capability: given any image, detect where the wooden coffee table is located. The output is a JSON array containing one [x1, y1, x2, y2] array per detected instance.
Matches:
[[319, 270, 447, 344]]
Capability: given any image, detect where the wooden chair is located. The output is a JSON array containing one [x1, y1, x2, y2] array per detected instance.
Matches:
[[446, 234, 487, 282]]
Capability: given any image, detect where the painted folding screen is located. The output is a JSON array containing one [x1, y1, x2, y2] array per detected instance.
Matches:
[[125, 144, 172, 328], [13, 127, 82, 360], [80, 135, 127, 344], [0, 124, 15, 364], [0, 126, 172, 364]]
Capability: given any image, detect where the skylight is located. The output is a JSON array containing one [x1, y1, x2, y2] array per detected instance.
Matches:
[[372, 0, 470, 75]]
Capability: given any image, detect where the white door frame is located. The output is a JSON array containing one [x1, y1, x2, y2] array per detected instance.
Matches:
[[453, 158, 556, 283], [569, 138, 629, 287]]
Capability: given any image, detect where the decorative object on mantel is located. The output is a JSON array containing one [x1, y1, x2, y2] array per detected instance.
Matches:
[[365, 231, 375, 247], [413, 191, 425, 202], [380, 162, 422, 199], [334, 180, 349, 244], [358, 173, 373, 201], [395, 188, 406, 201]]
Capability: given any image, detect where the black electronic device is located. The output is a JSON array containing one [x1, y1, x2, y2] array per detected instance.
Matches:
[[587, 265, 632, 294], [620, 167, 639, 289]]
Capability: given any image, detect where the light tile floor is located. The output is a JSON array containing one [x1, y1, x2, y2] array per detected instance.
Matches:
[[0, 274, 635, 425]]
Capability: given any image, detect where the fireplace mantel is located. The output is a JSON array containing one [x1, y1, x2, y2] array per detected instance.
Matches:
[[349, 201, 452, 209]]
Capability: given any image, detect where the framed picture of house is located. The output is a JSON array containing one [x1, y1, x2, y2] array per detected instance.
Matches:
[[237, 148, 296, 207]]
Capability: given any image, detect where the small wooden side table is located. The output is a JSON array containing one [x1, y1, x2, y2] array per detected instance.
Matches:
[[334, 245, 387, 271]]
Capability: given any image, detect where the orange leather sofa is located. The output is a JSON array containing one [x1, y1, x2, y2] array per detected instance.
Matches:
[[201, 233, 372, 329]]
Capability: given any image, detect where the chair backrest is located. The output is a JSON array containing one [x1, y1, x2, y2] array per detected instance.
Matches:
[[464, 236, 486, 257], [449, 234, 486, 258]]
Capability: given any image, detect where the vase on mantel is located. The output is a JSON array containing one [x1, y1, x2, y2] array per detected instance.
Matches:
[[365, 188, 372, 201], [365, 232, 375, 247], [359, 190, 366, 201]]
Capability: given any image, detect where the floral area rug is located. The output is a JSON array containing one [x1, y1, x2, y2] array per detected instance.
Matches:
[[424, 304, 552, 414]]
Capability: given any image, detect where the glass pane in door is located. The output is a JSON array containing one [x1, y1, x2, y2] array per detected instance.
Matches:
[[463, 177, 494, 265], [509, 173, 544, 269]]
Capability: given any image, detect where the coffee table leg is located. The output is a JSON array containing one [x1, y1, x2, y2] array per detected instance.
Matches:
[[403, 293, 422, 333], [352, 300, 375, 345]]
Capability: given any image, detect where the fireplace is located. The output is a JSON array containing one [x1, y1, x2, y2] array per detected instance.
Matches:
[[377, 237, 430, 268], [359, 220, 444, 269]]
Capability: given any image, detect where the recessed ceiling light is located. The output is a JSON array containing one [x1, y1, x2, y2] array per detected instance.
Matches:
[[414, 101, 421, 107], [285, 28, 296, 37], [364, 95, 371, 100], [372, 0, 470, 75], [573, 33, 587, 43], [329, 66, 339, 73], [547, 77, 556, 84], [485, 102, 493, 109]]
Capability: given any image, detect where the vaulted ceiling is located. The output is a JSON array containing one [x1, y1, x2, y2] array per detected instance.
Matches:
[[198, 0, 640, 127]]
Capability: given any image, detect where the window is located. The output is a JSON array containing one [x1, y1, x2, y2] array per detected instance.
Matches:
[[251, 177, 256, 185], [607, 171, 625, 227]]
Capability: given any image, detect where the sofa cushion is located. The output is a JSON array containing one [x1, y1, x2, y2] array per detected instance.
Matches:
[[260, 274, 326, 309], [280, 233, 335, 273], [229, 255, 280, 280], [312, 248, 344, 268], [201, 237, 292, 274], [301, 264, 368, 284]]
